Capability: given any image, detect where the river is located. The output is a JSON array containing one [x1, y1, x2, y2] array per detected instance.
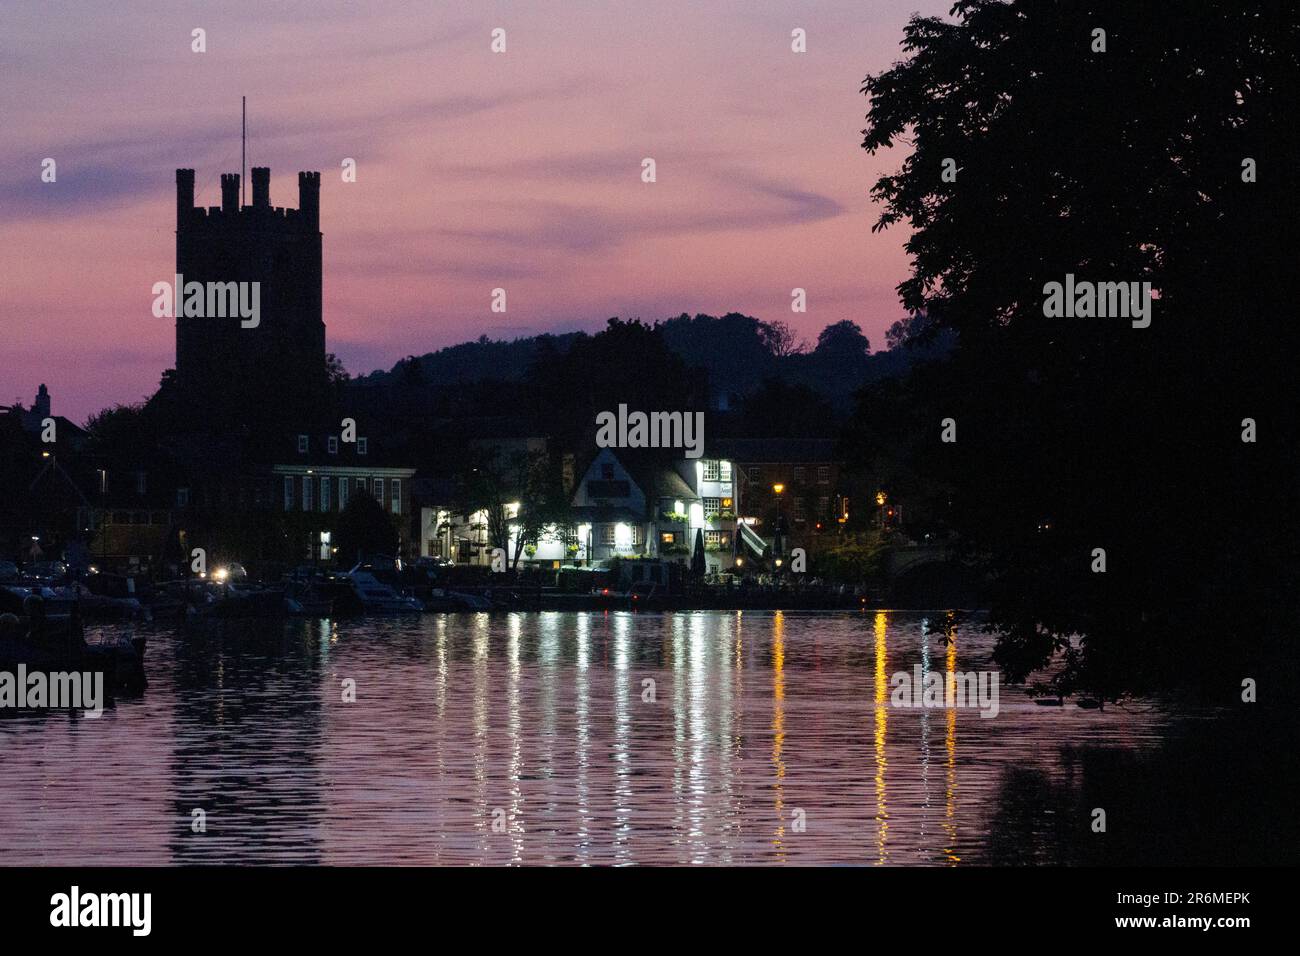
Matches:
[[0, 610, 1186, 865]]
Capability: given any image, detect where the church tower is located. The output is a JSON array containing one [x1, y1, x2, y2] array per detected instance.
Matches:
[[173, 167, 325, 400]]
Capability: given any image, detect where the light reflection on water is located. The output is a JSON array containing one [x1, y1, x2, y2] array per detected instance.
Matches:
[[0, 610, 1174, 865]]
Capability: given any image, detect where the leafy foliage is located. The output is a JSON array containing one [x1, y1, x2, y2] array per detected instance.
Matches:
[[855, 0, 1298, 698]]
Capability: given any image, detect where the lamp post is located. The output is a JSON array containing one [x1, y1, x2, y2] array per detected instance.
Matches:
[[771, 483, 785, 571], [876, 491, 887, 530]]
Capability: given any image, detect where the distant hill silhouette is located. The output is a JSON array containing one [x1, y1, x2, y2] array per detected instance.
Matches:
[[351, 312, 950, 418]]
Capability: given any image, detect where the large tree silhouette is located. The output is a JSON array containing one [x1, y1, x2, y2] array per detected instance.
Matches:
[[855, 1, 1298, 697]]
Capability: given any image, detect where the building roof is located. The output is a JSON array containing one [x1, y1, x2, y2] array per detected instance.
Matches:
[[644, 466, 696, 501], [575, 446, 699, 504]]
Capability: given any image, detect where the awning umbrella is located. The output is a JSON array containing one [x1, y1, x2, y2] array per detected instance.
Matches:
[[691, 528, 706, 578]]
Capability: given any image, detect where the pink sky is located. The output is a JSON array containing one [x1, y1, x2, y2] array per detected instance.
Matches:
[[0, 0, 948, 424]]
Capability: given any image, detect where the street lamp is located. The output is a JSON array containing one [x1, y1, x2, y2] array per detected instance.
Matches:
[[771, 484, 787, 571]]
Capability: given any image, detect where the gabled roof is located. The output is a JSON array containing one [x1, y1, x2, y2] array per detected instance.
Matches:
[[574, 446, 698, 503]]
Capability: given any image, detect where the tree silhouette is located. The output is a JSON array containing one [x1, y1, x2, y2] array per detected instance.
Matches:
[[855, 0, 1298, 697], [336, 491, 398, 565]]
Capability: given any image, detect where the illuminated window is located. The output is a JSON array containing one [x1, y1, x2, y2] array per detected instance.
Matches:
[[373, 478, 384, 506], [719, 461, 732, 481], [703, 460, 720, 481], [703, 497, 720, 519], [391, 478, 401, 515]]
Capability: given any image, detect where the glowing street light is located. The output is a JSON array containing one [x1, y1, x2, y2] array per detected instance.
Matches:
[[772, 483, 785, 495]]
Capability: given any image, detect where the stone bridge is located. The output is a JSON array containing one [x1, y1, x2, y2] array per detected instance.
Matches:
[[881, 543, 955, 579]]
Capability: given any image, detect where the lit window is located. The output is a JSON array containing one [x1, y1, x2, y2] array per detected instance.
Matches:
[[391, 478, 401, 515], [660, 532, 675, 544], [719, 460, 732, 481], [302, 476, 313, 511], [328, 436, 338, 454], [320, 477, 331, 512], [703, 460, 720, 481], [357, 437, 368, 455], [373, 478, 384, 506], [704, 497, 720, 519], [298, 434, 309, 453]]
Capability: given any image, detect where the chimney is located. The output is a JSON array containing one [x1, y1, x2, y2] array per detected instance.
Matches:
[[251, 166, 270, 208], [220, 173, 240, 213], [298, 171, 320, 228], [176, 168, 195, 226]]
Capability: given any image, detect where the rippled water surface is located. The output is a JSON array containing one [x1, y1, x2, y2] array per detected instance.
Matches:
[[0, 611, 1178, 865]]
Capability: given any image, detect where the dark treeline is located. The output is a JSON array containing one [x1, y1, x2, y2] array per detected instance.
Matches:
[[347, 311, 947, 436]]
